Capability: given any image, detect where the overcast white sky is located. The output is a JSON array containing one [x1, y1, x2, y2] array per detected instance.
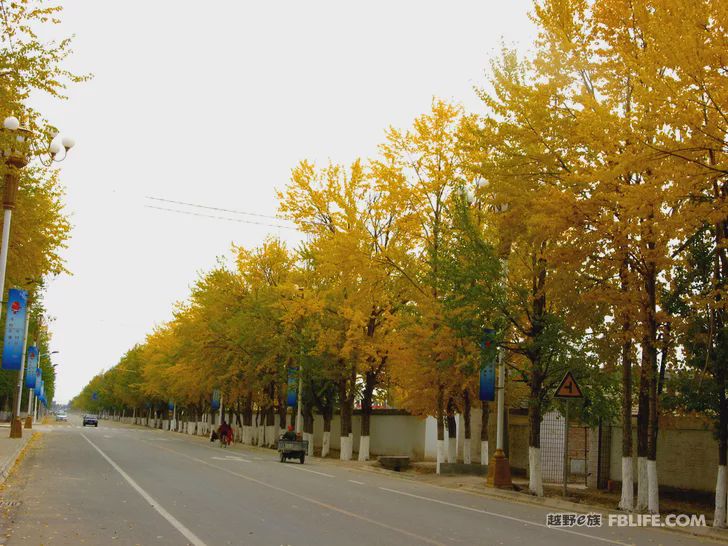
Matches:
[[35, 1, 537, 402]]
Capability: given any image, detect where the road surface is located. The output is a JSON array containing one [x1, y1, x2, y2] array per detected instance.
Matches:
[[0, 416, 716, 545]]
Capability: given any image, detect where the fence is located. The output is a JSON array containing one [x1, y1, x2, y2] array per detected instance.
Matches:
[[539, 410, 590, 484]]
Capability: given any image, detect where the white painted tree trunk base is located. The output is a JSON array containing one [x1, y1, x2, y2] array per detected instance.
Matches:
[[358, 436, 370, 461], [242, 425, 252, 445], [436, 439, 445, 475], [647, 459, 659, 515], [321, 431, 330, 458], [303, 432, 314, 456], [481, 440, 489, 465], [637, 457, 648, 511], [715, 465, 726, 528], [447, 437, 457, 463], [618, 456, 634, 512], [340, 435, 352, 461], [463, 439, 471, 464], [266, 425, 276, 447], [529, 446, 544, 497]]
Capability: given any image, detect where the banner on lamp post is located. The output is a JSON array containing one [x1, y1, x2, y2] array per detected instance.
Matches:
[[34, 375, 42, 397], [286, 367, 298, 406], [211, 389, 221, 411], [2, 289, 28, 370], [168, 400, 174, 411], [25, 346, 38, 388], [479, 328, 497, 402]]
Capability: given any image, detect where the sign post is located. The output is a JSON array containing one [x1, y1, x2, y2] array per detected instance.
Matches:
[[554, 371, 583, 497]]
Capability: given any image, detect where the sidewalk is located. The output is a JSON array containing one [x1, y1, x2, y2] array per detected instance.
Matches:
[[0, 424, 35, 486]]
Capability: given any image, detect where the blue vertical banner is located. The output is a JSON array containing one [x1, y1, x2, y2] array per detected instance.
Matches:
[[168, 400, 174, 411], [34, 370, 42, 396], [286, 367, 298, 406], [2, 289, 28, 370], [211, 389, 221, 411], [25, 346, 39, 388], [479, 328, 497, 401]]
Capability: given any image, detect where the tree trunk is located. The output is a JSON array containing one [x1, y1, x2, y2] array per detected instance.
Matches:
[[436, 385, 445, 474], [322, 410, 332, 458], [716, 337, 727, 527], [303, 403, 314, 456], [645, 265, 660, 515], [359, 371, 376, 461], [713, 180, 728, 527], [527, 378, 544, 497], [528, 251, 547, 497], [446, 397, 457, 463], [463, 389, 472, 464], [265, 406, 276, 448], [277, 384, 287, 437], [637, 355, 649, 512], [619, 260, 634, 512], [339, 376, 353, 461]]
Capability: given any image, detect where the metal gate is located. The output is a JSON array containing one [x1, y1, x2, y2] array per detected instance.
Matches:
[[540, 410, 590, 484]]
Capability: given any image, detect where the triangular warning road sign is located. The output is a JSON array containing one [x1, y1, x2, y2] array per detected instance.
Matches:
[[554, 371, 583, 398]]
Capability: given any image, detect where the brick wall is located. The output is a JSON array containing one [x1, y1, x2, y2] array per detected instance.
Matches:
[[609, 415, 718, 493]]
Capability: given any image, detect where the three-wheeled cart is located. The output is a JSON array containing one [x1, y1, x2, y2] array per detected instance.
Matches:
[[277, 439, 308, 464]]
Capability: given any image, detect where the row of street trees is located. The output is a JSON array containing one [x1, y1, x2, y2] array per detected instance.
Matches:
[[0, 0, 82, 408], [74, 0, 728, 523]]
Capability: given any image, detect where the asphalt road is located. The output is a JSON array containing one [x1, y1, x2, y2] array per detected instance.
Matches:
[[0, 416, 717, 546]]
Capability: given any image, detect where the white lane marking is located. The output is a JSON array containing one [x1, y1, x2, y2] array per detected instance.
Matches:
[[211, 456, 250, 462], [145, 440, 444, 546], [348, 479, 365, 485], [378, 487, 628, 546], [81, 433, 207, 546], [283, 465, 335, 478]]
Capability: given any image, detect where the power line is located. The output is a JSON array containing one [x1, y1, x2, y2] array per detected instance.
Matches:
[[145, 196, 292, 223], [144, 205, 301, 231]]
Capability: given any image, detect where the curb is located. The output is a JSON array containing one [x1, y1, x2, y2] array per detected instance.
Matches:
[[0, 432, 34, 485]]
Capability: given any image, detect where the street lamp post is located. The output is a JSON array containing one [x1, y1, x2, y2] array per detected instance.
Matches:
[[10, 293, 32, 437], [1, 115, 73, 438], [464, 183, 513, 488], [26, 350, 58, 428], [0, 118, 31, 328], [488, 202, 513, 489]]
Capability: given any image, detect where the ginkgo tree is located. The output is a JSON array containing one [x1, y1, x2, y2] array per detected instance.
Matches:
[[71, 0, 728, 521], [0, 0, 82, 410]]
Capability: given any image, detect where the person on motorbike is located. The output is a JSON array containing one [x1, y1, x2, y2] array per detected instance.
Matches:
[[282, 424, 296, 440], [218, 420, 233, 447]]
